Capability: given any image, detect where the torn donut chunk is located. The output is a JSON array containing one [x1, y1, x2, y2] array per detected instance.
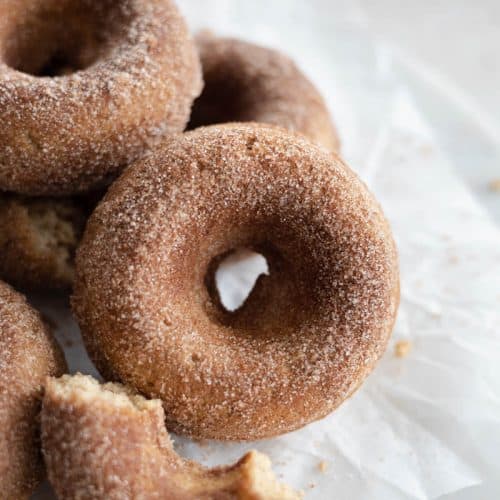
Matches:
[[0, 281, 66, 498], [0, 193, 97, 290], [72, 124, 399, 440], [189, 32, 340, 152], [41, 373, 300, 500]]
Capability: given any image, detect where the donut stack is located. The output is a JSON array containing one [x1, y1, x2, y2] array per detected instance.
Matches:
[[0, 1, 399, 498]]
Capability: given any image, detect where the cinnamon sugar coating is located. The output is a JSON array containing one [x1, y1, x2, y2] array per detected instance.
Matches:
[[0, 281, 66, 499], [72, 124, 399, 440], [42, 373, 300, 500], [0, 0, 202, 195], [0, 193, 97, 290], [189, 32, 340, 152]]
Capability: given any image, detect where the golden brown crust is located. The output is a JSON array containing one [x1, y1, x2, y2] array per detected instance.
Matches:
[[0, 281, 66, 499], [0, 0, 202, 195], [42, 373, 300, 500], [0, 193, 96, 290], [72, 123, 399, 440], [189, 32, 340, 152]]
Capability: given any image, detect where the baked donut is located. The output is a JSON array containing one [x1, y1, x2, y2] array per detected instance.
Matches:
[[42, 373, 299, 500], [0, 193, 97, 290], [0, 281, 66, 499], [0, 0, 202, 195], [73, 123, 399, 440], [189, 32, 340, 152]]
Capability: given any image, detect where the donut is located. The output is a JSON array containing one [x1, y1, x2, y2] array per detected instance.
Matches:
[[42, 373, 299, 500], [72, 123, 399, 440], [189, 32, 340, 152], [0, 0, 202, 195], [0, 281, 66, 498], [0, 193, 97, 290]]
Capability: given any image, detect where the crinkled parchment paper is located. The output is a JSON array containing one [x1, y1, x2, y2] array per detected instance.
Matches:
[[33, 2, 500, 498]]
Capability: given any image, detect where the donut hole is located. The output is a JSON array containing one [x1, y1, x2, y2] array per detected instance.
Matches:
[[213, 248, 269, 312], [188, 76, 254, 129], [2, 2, 131, 77], [201, 232, 328, 337]]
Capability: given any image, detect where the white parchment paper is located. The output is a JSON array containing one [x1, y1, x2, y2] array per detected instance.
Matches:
[[33, 2, 500, 498]]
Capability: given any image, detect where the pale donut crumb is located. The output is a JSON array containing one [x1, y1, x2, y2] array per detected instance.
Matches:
[[318, 460, 329, 473], [488, 178, 500, 192], [394, 340, 412, 358]]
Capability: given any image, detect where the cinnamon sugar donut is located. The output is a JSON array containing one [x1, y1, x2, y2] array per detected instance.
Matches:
[[73, 124, 399, 440], [42, 374, 299, 500], [0, 193, 97, 290], [189, 33, 340, 152], [0, 0, 202, 195], [0, 281, 66, 499]]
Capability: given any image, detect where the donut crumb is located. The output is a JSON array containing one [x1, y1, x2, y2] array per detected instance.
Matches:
[[394, 340, 412, 358], [318, 460, 328, 473], [488, 179, 500, 192]]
